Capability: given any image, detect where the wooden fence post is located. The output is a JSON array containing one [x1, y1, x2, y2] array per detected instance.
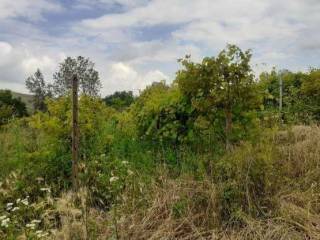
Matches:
[[72, 74, 79, 191]]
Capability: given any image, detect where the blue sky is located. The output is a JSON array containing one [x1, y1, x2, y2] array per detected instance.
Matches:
[[0, 0, 319, 95]]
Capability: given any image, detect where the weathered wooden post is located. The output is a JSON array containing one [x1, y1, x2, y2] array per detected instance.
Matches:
[[72, 74, 79, 191]]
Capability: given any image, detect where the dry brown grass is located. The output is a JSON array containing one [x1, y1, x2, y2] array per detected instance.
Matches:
[[49, 125, 320, 239]]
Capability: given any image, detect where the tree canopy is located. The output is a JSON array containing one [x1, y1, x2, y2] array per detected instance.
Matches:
[[103, 91, 135, 110], [26, 69, 52, 112], [53, 56, 101, 97]]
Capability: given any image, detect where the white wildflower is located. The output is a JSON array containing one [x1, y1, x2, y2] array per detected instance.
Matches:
[[0, 215, 6, 221], [39, 232, 49, 237], [110, 176, 119, 183], [26, 223, 36, 229], [1, 217, 10, 228], [40, 187, 51, 193], [21, 198, 29, 206], [12, 207, 20, 212], [16, 198, 21, 204], [35, 230, 43, 234], [36, 177, 44, 182], [31, 219, 41, 224]]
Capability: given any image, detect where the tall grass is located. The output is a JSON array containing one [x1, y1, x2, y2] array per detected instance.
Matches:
[[1, 124, 319, 239]]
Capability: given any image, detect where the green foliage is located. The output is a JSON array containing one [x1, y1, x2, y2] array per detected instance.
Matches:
[[176, 45, 261, 146], [103, 91, 135, 110], [131, 81, 192, 144], [0, 90, 28, 125], [301, 69, 320, 120], [85, 154, 136, 209], [258, 68, 320, 124], [26, 95, 113, 187]]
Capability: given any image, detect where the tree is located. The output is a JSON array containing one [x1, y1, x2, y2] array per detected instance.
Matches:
[[0, 90, 27, 125], [258, 69, 320, 124], [53, 56, 101, 97], [176, 45, 260, 149], [103, 91, 135, 110], [301, 68, 320, 121], [131, 81, 188, 144], [26, 69, 52, 112]]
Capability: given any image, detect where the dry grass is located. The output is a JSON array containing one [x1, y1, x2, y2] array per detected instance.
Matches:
[[107, 179, 320, 240], [20, 125, 320, 239], [98, 125, 320, 240]]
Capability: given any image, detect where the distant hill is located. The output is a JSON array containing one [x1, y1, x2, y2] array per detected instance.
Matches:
[[10, 91, 34, 113]]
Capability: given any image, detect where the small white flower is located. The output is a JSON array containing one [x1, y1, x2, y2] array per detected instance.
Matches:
[[6, 203, 13, 207], [11, 207, 20, 212], [1, 222, 9, 228], [21, 199, 29, 206], [36, 177, 44, 182], [26, 223, 36, 229], [31, 219, 41, 224], [36, 230, 43, 234], [0, 215, 6, 221], [39, 232, 49, 237], [40, 187, 51, 193], [16, 198, 21, 204], [1, 217, 10, 228], [109, 176, 119, 183]]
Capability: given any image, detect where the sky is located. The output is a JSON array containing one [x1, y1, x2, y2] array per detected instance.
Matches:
[[0, 0, 319, 96]]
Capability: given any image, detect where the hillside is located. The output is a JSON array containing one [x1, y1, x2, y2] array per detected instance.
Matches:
[[10, 91, 34, 113]]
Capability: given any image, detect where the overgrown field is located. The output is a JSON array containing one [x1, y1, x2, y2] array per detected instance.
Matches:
[[0, 46, 319, 239]]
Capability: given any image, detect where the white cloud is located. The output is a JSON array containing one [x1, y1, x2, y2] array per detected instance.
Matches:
[[75, 0, 148, 9], [1, 0, 320, 95], [0, 42, 12, 56], [78, 0, 320, 66], [0, 0, 62, 21], [0, 41, 65, 93], [101, 62, 168, 95]]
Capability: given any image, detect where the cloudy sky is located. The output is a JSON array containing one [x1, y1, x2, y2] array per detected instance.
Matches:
[[0, 0, 319, 96]]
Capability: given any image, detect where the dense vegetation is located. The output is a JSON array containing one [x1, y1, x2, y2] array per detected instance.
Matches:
[[0, 90, 28, 125], [0, 45, 319, 239]]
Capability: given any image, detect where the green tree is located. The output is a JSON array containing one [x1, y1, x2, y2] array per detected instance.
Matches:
[[53, 56, 101, 97], [103, 91, 135, 110], [0, 90, 27, 125], [26, 69, 52, 112], [258, 69, 319, 124], [131, 81, 188, 144], [301, 68, 320, 121], [176, 45, 260, 149]]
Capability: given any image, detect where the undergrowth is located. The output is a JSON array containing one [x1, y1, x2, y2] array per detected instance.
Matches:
[[0, 125, 319, 239]]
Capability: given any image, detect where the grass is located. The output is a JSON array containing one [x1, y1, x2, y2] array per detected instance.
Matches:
[[0, 124, 319, 239], [50, 126, 320, 239]]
